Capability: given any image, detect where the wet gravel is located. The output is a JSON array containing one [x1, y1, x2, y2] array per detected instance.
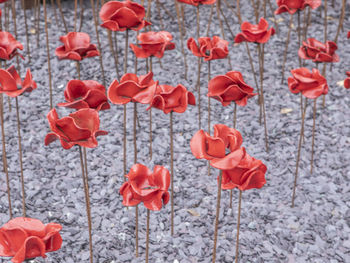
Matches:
[[0, 1, 350, 262]]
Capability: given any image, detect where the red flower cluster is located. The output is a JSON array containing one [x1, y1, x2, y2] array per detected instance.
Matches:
[[55, 32, 99, 61], [45, 108, 108, 149], [99, 1, 150, 31], [108, 72, 157, 105], [0, 31, 23, 60], [234, 18, 275, 44], [148, 84, 196, 114], [208, 71, 256, 106], [187, 36, 229, 61], [344, 72, 350, 89], [0, 217, 62, 263], [190, 124, 245, 170], [0, 66, 36, 97], [130, 31, 175, 58], [120, 164, 170, 211], [177, 0, 216, 6], [275, 0, 321, 15], [221, 153, 267, 191], [288, 68, 328, 99], [58, 80, 110, 111], [299, 38, 339, 63]]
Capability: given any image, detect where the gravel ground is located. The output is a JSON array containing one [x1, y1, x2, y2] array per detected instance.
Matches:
[[0, 1, 350, 262]]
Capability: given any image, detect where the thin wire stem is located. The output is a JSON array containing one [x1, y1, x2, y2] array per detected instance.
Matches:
[[22, 0, 31, 63], [90, 0, 106, 86], [170, 112, 174, 235], [145, 209, 150, 263], [15, 97, 26, 217], [74, 0, 78, 32], [310, 98, 317, 174], [0, 94, 12, 219], [57, 0, 68, 33], [235, 190, 242, 263], [212, 171, 222, 263], [174, 1, 188, 80], [208, 61, 211, 177], [149, 57, 153, 160], [281, 14, 293, 84], [44, 0, 53, 109], [258, 44, 269, 152], [291, 98, 308, 207], [78, 146, 93, 263]]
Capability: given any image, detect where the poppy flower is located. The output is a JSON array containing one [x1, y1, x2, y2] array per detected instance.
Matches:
[[108, 71, 157, 105], [57, 80, 110, 111], [120, 164, 170, 211], [288, 68, 328, 99], [187, 36, 229, 61], [347, 31, 350, 39], [0, 66, 36, 97], [208, 71, 257, 106], [275, 0, 321, 15], [344, 72, 350, 89], [177, 0, 216, 6], [44, 108, 108, 149], [190, 124, 246, 170], [234, 17, 275, 44], [298, 38, 340, 63], [0, 217, 62, 263], [0, 31, 24, 61], [99, 1, 151, 32], [220, 153, 267, 191], [130, 31, 175, 58], [55, 32, 99, 61], [147, 84, 196, 114]]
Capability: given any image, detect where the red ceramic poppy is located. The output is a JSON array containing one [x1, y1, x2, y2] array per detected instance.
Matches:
[[99, 1, 151, 31], [275, 0, 321, 15], [120, 164, 170, 211], [347, 31, 350, 39], [130, 31, 175, 58], [234, 17, 275, 44], [288, 68, 328, 99], [0, 217, 62, 263], [344, 72, 350, 89], [0, 31, 24, 61], [187, 36, 229, 61], [177, 0, 216, 6], [0, 66, 36, 97], [208, 71, 257, 106], [55, 32, 99, 61], [44, 108, 108, 149], [298, 38, 339, 63], [190, 124, 246, 170], [57, 80, 110, 111], [108, 71, 157, 105], [220, 153, 267, 191], [147, 84, 196, 114]]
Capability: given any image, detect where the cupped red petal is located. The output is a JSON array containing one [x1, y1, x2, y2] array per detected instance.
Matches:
[[152, 165, 170, 190], [11, 236, 46, 263], [210, 147, 246, 170], [190, 130, 226, 160], [42, 223, 62, 252]]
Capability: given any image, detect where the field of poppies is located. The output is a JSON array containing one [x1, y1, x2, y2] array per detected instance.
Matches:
[[0, 0, 349, 262]]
